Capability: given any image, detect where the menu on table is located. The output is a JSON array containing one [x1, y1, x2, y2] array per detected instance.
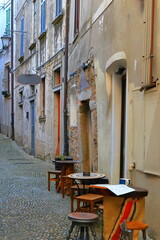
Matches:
[[91, 184, 135, 196]]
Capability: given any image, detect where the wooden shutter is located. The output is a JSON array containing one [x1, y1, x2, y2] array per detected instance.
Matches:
[[74, 0, 80, 34], [6, 8, 10, 35]]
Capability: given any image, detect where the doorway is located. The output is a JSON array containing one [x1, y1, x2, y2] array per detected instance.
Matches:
[[111, 72, 127, 183], [30, 101, 35, 155], [120, 74, 126, 178], [79, 101, 92, 172], [54, 90, 61, 156]]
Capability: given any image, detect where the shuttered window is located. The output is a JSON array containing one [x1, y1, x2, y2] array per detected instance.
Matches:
[[6, 8, 10, 36], [56, 0, 62, 16], [20, 18, 24, 57], [41, 0, 46, 33]]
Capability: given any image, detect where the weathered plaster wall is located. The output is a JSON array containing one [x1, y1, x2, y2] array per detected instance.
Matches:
[[68, 0, 160, 238]]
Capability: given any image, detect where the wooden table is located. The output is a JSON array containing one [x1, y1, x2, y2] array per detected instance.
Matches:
[[89, 185, 148, 240], [53, 160, 81, 194], [53, 160, 80, 176]]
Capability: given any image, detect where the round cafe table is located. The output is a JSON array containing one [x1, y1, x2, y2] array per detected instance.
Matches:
[[68, 172, 105, 180], [68, 172, 105, 192]]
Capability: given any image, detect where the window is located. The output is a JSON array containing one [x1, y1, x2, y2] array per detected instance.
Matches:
[[20, 18, 24, 57], [41, 0, 46, 33], [2, 64, 10, 95], [54, 67, 61, 86], [33, 1, 37, 40], [40, 78, 45, 117], [74, 0, 80, 35], [56, 0, 62, 16], [6, 8, 10, 36], [30, 85, 35, 96], [70, 85, 77, 126]]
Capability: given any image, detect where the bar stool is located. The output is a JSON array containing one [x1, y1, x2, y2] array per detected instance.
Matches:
[[120, 220, 148, 240], [75, 193, 104, 213], [67, 212, 99, 240], [47, 170, 61, 192]]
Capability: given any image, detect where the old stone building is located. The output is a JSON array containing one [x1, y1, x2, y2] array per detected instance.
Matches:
[[13, 0, 67, 159], [0, 0, 160, 238], [0, 0, 12, 138]]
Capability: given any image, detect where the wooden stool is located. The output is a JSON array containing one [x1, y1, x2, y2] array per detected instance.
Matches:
[[70, 184, 89, 212], [67, 212, 99, 240], [75, 193, 104, 213], [47, 171, 61, 192], [61, 175, 73, 198], [120, 220, 148, 240]]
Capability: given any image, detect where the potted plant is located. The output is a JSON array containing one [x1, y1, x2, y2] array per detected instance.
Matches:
[[54, 155, 73, 170]]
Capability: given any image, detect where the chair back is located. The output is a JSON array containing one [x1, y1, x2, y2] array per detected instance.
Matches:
[[120, 220, 133, 240]]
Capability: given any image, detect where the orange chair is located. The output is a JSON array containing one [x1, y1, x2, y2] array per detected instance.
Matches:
[[120, 220, 148, 240], [47, 170, 61, 192]]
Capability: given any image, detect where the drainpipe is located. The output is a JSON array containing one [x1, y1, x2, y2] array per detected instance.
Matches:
[[150, 0, 155, 86], [63, 0, 70, 156], [11, 0, 14, 140]]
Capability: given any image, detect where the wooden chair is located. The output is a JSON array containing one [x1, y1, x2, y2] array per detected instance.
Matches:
[[70, 184, 89, 212], [47, 170, 61, 192], [120, 220, 148, 240], [61, 175, 73, 198], [75, 193, 104, 213]]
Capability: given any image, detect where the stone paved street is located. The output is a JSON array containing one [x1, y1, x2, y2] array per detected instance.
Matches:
[[0, 133, 152, 240], [0, 134, 103, 240]]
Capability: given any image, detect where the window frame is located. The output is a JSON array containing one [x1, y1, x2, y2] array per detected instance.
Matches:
[[56, 0, 62, 17], [20, 17, 24, 57], [41, 0, 46, 34]]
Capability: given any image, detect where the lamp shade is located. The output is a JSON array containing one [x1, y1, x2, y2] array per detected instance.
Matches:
[[17, 74, 41, 85], [1, 34, 11, 49]]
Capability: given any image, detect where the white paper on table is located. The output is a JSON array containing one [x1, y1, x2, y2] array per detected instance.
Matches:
[[92, 184, 135, 196]]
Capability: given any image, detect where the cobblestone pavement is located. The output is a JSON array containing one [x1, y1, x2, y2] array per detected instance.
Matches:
[[0, 134, 152, 240], [0, 134, 103, 240]]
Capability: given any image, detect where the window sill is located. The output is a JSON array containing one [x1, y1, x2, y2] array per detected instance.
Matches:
[[52, 12, 63, 25], [18, 55, 24, 63], [29, 42, 36, 51], [38, 30, 47, 40], [73, 32, 79, 43], [18, 100, 24, 106], [38, 115, 46, 122]]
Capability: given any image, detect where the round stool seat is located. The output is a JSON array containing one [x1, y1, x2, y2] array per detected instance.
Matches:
[[127, 221, 148, 230], [68, 212, 99, 223]]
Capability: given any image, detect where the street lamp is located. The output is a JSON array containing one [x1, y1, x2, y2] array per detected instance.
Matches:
[[1, 34, 11, 49]]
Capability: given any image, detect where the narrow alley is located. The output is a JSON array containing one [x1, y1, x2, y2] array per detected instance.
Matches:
[[0, 133, 72, 240]]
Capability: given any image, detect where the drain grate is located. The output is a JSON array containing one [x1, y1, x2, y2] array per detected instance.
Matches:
[[8, 158, 33, 161], [12, 162, 35, 165]]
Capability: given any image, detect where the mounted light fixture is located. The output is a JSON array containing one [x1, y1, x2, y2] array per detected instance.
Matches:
[[1, 34, 11, 49], [115, 67, 126, 75]]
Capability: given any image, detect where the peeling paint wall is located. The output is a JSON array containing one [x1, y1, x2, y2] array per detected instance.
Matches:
[[14, 0, 66, 160]]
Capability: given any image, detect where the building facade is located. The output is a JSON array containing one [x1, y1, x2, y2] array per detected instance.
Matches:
[[0, 0, 160, 238], [0, 0, 12, 138], [13, 0, 67, 159], [67, 0, 160, 239]]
